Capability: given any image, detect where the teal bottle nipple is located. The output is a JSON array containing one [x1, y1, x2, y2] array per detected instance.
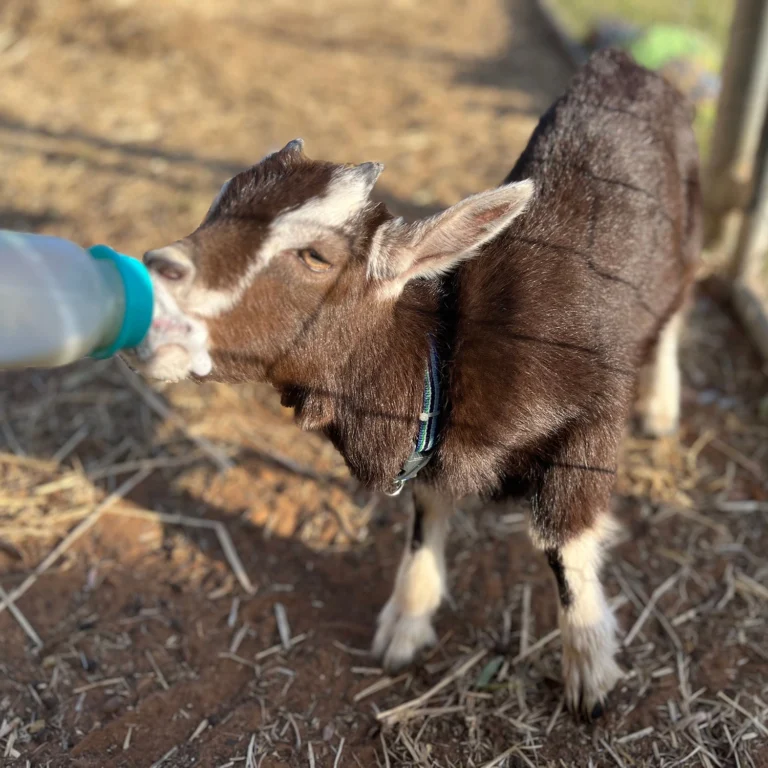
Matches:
[[88, 245, 154, 359]]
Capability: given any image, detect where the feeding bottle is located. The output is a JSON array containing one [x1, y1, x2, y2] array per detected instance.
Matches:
[[0, 230, 154, 369]]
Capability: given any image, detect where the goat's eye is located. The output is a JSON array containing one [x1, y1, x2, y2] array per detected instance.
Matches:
[[297, 248, 331, 273]]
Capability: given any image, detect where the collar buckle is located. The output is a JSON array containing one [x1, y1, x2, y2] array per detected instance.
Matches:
[[384, 479, 405, 497]]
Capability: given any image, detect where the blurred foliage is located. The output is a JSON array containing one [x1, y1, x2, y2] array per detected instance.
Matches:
[[551, 0, 733, 45], [628, 25, 722, 157], [550, 0, 736, 157]]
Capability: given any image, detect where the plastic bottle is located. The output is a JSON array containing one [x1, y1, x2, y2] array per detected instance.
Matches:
[[0, 230, 154, 369]]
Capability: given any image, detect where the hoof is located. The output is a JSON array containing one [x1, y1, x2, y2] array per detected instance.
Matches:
[[562, 621, 624, 722], [372, 599, 437, 673], [564, 652, 623, 721]]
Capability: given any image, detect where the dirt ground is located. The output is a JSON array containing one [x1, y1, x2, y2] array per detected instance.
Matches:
[[1, 0, 768, 766]]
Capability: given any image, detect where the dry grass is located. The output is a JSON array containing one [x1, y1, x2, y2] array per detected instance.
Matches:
[[1, 286, 766, 767], [1, 0, 768, 765]]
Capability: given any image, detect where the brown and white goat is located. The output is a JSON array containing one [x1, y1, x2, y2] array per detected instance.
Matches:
[[132, 50, 701, 718]]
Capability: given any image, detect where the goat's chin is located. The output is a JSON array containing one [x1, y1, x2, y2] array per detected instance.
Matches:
[[123, 345, 195, 384], [149, 345, 197, 382]]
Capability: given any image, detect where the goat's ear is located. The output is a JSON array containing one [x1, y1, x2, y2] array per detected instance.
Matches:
[[369, 179, 534, 294]]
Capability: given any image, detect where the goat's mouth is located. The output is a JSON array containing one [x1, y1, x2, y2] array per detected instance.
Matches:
[[126, 342, 198, 383], [132, 321, 213, 383], [127, 282, 214, 383]]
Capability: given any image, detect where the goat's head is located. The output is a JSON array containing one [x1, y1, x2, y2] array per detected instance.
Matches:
[[134, 139, 534, 393]]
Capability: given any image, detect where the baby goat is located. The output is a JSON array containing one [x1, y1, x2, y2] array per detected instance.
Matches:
[[134, 49, 701, 718]]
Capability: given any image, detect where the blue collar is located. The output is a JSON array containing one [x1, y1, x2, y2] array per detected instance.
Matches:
[[386, 339, 442, 496]]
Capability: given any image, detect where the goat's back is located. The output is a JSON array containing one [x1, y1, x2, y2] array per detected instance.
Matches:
[[502, 48, 701, 352], [468, 48, 700, 366], [444, 50, 701, 483]]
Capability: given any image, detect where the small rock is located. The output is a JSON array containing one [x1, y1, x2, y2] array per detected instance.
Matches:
[[104, 697, 123, 715], [41, 693, 57, 711], [27, 719, 46, 735]]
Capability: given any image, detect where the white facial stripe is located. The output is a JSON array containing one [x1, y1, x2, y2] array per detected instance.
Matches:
[[282, 166, 377, 230], [187, 221, 333, 320], [191, 168, 375, 318], [185, 285, 241, 318], [261, 219, 338, 259]]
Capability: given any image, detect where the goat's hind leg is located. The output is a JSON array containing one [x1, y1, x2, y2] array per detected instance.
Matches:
[[530, 417, 625, 719], [636, 309, 683, 437], [373, 484, 450, 672]]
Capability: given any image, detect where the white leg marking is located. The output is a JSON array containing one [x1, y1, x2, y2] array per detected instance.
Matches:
[[558, 515, 623, 718], [637, 311, 683, 437], [372, 486, 450, 672]]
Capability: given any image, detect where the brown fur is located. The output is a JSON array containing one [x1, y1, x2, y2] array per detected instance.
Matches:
[[144, 49, 701, 549]]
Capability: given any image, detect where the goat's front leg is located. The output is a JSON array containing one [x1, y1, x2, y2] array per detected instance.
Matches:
[[373, 484, 451, 672], [530, 415, 626, 719], [544, 514, 623, 719]]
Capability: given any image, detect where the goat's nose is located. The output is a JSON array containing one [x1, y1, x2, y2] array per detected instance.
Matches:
[[143, 245, 191, 283]]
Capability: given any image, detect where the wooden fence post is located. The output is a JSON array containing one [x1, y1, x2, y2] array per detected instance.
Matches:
[[704, 0, 768, 271], [706, 0, 768, 362]]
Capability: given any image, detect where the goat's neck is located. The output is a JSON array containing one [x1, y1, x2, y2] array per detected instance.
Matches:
[[283, 281, 442, 491]]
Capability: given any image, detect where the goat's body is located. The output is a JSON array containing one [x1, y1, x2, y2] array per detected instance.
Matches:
[[137, 48, 702, 720], [379, 51, 701, 713], [430, 50, 701, 525]]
